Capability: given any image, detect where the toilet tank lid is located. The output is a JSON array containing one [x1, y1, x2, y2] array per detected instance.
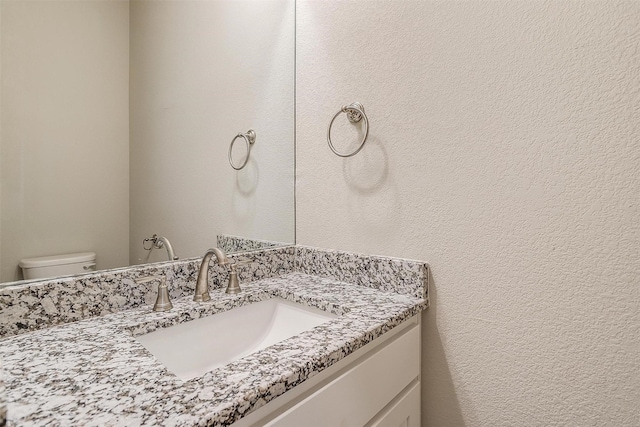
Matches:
[[19, 252, 96, 268]]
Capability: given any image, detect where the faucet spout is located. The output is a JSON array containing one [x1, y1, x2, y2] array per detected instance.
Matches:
[[194, 248, 231, 302], [143, 234, 179, 261], [155, 235, 178, 261]]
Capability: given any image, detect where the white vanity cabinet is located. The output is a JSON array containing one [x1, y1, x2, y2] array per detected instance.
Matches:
[[234, 315, 421, 427]]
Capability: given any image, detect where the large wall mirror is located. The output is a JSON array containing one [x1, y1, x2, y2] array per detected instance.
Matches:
[[0, 0, 295, 286]]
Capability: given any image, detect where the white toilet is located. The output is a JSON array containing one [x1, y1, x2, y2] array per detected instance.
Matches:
[[19, 252, 97, 280]]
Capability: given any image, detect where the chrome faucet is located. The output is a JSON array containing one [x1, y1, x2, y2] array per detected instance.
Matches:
[[193, 248, 241, 302]]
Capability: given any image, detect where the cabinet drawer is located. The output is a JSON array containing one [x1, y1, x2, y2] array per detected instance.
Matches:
[[265, 323, 420, 427], [366, 381, 421, 427]]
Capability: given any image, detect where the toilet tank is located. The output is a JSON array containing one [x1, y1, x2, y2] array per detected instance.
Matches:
[[19, 252, 97, 280]]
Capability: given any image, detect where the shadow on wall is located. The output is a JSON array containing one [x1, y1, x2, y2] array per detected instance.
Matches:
[[235, 156, 259, 196], [341, 135, 389, 194], [422, 268, 467, 426], [232, 157, 259, 222]]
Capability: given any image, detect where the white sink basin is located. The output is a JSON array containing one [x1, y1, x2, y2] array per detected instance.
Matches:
[[135, 297, 337, 381]]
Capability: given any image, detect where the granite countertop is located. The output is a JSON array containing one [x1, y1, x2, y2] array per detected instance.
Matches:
[[0, 272, 427, 427]]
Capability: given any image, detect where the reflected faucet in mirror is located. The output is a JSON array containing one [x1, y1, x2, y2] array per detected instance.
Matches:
[[143, 234, 179, 261]]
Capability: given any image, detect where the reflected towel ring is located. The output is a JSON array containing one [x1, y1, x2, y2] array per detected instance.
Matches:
[[229, 130, 256, 170], [327, 102, 369, 158]]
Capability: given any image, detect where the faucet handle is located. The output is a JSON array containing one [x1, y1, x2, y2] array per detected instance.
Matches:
[[153, 277, 173, 312], [136, 275, 173, 312], [225, 263, 242, 294]]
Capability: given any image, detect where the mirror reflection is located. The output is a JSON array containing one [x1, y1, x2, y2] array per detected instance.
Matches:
[[0, 0, 295, 285]]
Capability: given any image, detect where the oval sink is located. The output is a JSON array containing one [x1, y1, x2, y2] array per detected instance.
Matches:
[[135, 298, 337, 381]]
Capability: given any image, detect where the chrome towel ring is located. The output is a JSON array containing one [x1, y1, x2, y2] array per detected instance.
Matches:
[[228, 129, 256, 170], [327, 102, 369, 158]]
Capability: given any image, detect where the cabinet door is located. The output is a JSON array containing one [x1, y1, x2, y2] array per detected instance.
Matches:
[[366, 382, 421, 427], [265, 324, 420, 427]]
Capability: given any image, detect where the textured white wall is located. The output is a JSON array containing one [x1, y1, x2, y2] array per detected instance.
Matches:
[[296, 1, 640, 426], [0, 1, 130, 281], [129, 0, 294, 264]]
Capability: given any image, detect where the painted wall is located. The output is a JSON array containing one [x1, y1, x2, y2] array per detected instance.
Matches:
[[296, 1, 639, 426], [0, 1, 130, 282], [129, 0, 294, 265]]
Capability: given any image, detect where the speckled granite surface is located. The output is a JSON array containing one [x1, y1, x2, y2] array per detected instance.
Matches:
[[0, 247, 295, 339], [0, 246, 428, 339], [295, 246, 429, 300], [216, 235, 288, 254], [0, 272, 427, 427], [0, 360, 6, 427]]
